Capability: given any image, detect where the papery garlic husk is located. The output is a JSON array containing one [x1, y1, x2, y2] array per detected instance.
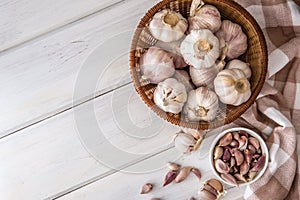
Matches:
[[154, 78, 187, 114], [188, 0, 221, 33], [173, 131, 197, 153], [149, 9, 188, 42], [173, 70, 194, 92], [215, 20, 248, 60], [180, 29, 220, 69], [226, 59, 252, 79], [183, 87, 219, 121], [140, 46, 175, 84], [214, 68, 251, 106], [189, 65, 219, 88]]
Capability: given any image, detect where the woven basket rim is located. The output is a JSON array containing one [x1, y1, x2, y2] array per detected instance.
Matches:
[[130, 0, 268, 130]]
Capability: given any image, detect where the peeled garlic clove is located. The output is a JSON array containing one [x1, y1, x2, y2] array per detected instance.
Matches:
[[198, 188, 217, 200], [251, 154, 266, 172], [191, 168, 202, 180], [215, 20, 247, 60], [244, 149, 253, 165], [175, 167, 192, 183], [218, 132, 233, 146], [234, 174, 247, 183], [215, 159, 230, 174], [149, 9, 188, 42], [230, 157, 236, 168], [213, 146, 223, 160], [214, 68, 251, 106], [222, 148, 231, 162], [154, 78, 187, 114], [226, 59, 252, 79], [189, 2, 221, 33], [238, 136, 248, 151], [249, 137, 260, 150], [189, 65, 219, 88], [140, 47, 175, 84], [240, 160, 250, 176], [206, 178, 224, 194], [233, 149, 244, 166], [221, 173, 238, 186], [167, 162, 181, 171], [183, 87, 219, 121], [163, 170, 177, 187], [173, 70, 194, 92], [174, 131, 197, 153], [180, 29, 220, 69], [140, 183, 153, 194]]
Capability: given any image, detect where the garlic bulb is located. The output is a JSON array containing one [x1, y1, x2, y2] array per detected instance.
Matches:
[[226, 59, 252, 79], [180, 29, 220, 69], [173, 70, 194, 92], [174, 131, 197, 153], [154, 78, 187, 114], [215, 20, 248, 60], [189, 65, 219, 87], [149, 9, 188, 42], [189, 0, 221, 33], [183, 87, 219, 121], [214, 68, 251, 106], [140, 46, 175, 84]]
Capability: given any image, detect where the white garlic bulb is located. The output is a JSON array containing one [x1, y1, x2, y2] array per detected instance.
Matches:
[[149, 9, 188, 42], [214, 68, 251, 106], [154, 78, 187, 114], [183, 87, 219, 121], [189, 0, 221, 33], [140, 46, 175, 84], [226, 59, 252, 79], [173, 70, 194, 92], [174, 131, 197, 153], [189, 65, 219, 88], [180, 29, 220, 69], [215, 20, 248, 60]]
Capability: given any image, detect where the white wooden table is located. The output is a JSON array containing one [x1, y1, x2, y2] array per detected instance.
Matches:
[[0, 0, 246, 199]]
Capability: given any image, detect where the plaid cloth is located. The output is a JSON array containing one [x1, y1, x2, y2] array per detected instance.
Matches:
[[231, 0, 300, 199]]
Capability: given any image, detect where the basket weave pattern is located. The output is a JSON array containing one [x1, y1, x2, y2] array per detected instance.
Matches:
[[130, 0, 268, 130]]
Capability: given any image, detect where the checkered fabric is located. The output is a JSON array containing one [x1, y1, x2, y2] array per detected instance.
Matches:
[[232, 0, 300, 199]]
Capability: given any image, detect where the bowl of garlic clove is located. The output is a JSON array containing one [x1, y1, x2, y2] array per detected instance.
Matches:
[[209, 127, 269, 186], [130, 0, 268, 130]]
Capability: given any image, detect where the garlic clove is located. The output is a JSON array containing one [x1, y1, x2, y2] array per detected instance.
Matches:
[[198, 188, 217, 200], [230, 140, 239, 148], [247, 171, 257, 181], [238, 135, 248, 151], [163, 170, 177, 187], [248, 144, 256, 154], [250, 154, 266, 172], [220, 173, 238, 186], [206, 178, 224, 195], [234, 174, 247, 183], [149, 9, 188, 42], [189, 65, 219, 88], [244, 149, 253, 165], [202, 183, 218, 197], [174, 131, 197, 153], [215, 159, 230, 174], [167, 162, 181, 171], [233, 149, 244, 166], [140, 183, 153, 194], [191, 168, 202, 180], [226, 59, 252, 79], [175, 166, 192, 183], [240, 160, 250, 176], [222, 147, 231, 162], [230, 157, 236, 168], [249, 137, 260, 150], [180, 29, 220, 69], [213, 146, 223, 160], [218, 132, 232, 146]]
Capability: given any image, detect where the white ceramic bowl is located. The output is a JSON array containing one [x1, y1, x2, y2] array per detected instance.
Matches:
[[209, 127, 269, 186]]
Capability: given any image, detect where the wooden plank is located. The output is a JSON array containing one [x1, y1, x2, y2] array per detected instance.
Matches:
[[0, 83, 178, 200], [0, 0, 160, 137], [0, 0, 124, 52]]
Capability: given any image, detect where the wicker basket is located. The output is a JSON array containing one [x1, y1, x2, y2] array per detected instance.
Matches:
[[130, 0, 268, 130]]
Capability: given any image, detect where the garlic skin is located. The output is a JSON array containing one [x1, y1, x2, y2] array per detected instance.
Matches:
[[154, 78, 187, 114], [189, 65, 219, 88], [215, 20, 248, 60], [174, 131, 197, 153], [173, 70, 194, 92], [214, 68, 251, 106], [149, 9, 188, 42], [189, 1, 221, 33], [226, 59, 252, 79], [180, 29, 220, 69], [140, 46, 175, 84], [183, 87, 219, 121]]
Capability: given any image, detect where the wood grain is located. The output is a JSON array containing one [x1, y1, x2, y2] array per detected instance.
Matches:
[[0, 0, 124, 52], [0, 0, 160, 137]]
